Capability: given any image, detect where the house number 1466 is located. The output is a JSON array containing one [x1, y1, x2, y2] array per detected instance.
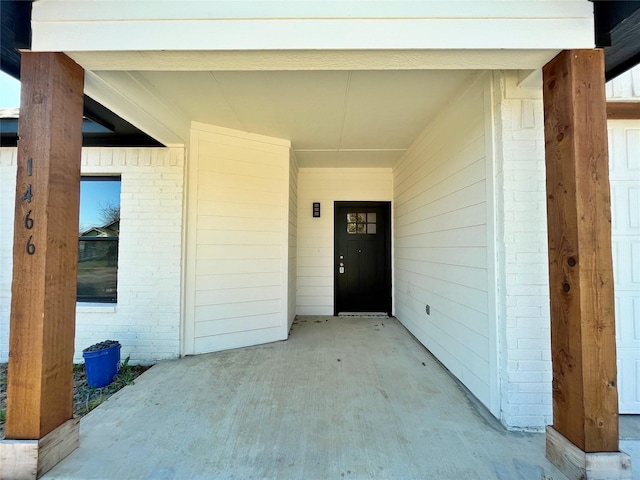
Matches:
[[22, 157, 35, 255]]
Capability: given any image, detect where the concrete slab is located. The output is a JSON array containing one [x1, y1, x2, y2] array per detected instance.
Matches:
[[43, 316, 569, 480]]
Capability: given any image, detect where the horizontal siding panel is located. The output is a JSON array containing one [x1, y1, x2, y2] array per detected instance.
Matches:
[[397, 306, 490, 397], [195, 272, 281, 291], [195, 299, 281, 322], [198, 153, 283, 178], [200, 139, 285, 165], [195, 285, 281, 306], [396, 269, 488, 314], [296, 296, 333, 307], [198, 133, 288, 156], [395, 225, 487, 248], [197, 169, 283, 192], [296, 276, 333, 287], [197, 229, 282, 246], [195, 258, 280, 275], [198, 200, 281, 219], [395, 280, 489, 338], [395, 201, 486, 237], [196, 244, 281, 260], [194, 313, 281, 337], [394, 105, 484, 193], [395, 246, 487, 269], [395, 258, 488, 291], [296, 285, 333, 298], [198, 186, 282, 206], [297, 266, 333, 278], [297, 247, 333, 258], [395, 159, 486, 217], [197, 215, 281, 232], [396, 181, 486, 226]]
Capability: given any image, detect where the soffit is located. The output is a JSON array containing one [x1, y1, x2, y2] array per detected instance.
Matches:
[[113, 69, 474, 167]]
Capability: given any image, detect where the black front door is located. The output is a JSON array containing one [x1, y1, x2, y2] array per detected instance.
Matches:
[[334, 201, 391, 315]]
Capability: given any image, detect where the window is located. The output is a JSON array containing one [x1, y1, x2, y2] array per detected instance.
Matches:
[[77, 176, 121, 303], [346, 212, 377, 235]]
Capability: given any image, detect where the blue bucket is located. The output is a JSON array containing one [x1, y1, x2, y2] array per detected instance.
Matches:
[[83, 343, 121, 388]]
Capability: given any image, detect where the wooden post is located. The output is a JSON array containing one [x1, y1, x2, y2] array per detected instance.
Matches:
[[0, 52, 83, 479], [543, 50, 631, 479]]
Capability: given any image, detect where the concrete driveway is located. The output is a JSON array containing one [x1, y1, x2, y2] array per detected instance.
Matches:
[[44, 316, 570, 480]]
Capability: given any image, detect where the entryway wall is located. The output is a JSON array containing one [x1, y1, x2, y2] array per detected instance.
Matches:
[[183, 123, 293, 355], [393, 72, 500, 418], [296, 168, 393, 315]]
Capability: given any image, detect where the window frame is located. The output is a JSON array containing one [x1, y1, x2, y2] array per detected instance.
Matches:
[[77, 175, 121, 304]]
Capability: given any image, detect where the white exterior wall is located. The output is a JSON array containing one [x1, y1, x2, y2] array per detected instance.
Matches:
[[184, 123, 291, 355], [607, 66, 640, 99], [393, 74, 499, 415], [493, 73, 552, 429], [0, 147, 185, 364], [288, 151, 299, 329], [0, 149, 17, 364], [296, 169, 393, 315], [32, 1, 594, 54]]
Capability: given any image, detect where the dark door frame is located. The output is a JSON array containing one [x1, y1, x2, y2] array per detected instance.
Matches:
[[333, 201, 392, 316]]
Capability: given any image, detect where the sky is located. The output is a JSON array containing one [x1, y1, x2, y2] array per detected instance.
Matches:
[[80, 180, 121, 233], [0, 72, 20, 108]]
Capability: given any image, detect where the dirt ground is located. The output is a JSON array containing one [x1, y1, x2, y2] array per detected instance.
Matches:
[[0, 361, 150, 439]]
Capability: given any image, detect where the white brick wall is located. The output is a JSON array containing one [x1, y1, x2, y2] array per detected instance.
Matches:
[[493, 72, 553, 430], [0, 149, 17, 364], [0, 147, 185, 364]]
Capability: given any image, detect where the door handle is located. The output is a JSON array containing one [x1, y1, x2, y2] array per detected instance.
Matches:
[[339, 262, 345, 274]]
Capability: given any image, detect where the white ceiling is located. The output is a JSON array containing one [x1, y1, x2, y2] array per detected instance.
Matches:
[[135, 69, 475, 167]]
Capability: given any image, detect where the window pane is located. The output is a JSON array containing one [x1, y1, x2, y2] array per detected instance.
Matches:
[[78, 177, 121, 303], [357, 213, 366, 223], [77, 239, 118, 302], [357, 223, 366, 234], [367, 213, 376, 223], [347, 213, 357, 222], [79, 178, 121, 236], [367, 223, 377, 234], [347, 223, 357, 234]]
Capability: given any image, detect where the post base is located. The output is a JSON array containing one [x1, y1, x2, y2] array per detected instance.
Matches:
[[0, 418, 79, 479], [546, 426, 632, 480]]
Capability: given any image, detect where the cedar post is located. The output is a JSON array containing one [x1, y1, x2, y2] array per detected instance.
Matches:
[[0, 53, 84, 479], [542, 50, 631, 479]]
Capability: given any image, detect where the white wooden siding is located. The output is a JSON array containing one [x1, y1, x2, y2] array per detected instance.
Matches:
[[297, 169, 393, 315], [288, 151, 299, 329], [393, 75, 497, 411], [184, 123, 291, 354]]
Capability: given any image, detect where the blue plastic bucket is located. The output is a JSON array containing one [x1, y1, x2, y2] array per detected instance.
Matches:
[[83, 343, 121, 388]]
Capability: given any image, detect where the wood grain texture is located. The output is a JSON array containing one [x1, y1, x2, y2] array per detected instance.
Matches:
[[607, 102, 640, 120], [6, 53, 84, 440], [542, 49, 619, 453], [0, 440, 38, 480], [37, 418, 80, 477]]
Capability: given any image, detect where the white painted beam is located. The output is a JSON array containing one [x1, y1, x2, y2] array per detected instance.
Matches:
[[66, 50, 562, 73], [84, 71, 190, 146]]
